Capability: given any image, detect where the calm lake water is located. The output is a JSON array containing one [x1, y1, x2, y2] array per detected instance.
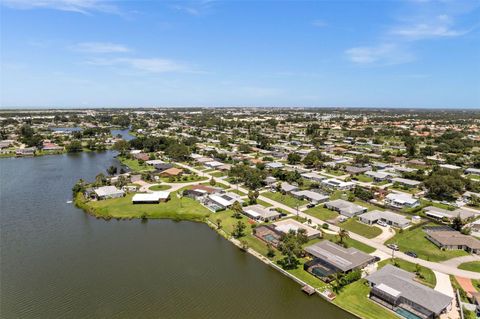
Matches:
[[0, 152, 355, 319]]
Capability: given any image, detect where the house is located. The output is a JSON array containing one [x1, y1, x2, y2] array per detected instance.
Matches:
[[266, 162, 284, 169], [264, 176, 277, 185], [365, 170, 394, 182], [366, 264, 452, 319], [146, 159, 165, 166], [42, 141, 63, 152], [423, 206, 474, 222], [465, 168, 480, 175], [321, 178, 355, 191], [463, 191, 480, 202], [304, 241, 376, 279], [132, 191, 170, 204], [291, 190, 329, 204], [154, 163, 174, 172], [159, 167, 183, 177], [93, 186, 125, 200], [272, 219, 321, 240], [301, 172, 327, 182], [254, 225, 283, 247], [384, 193, 419, 209], [183, 185, 220, 199], [207, 192, 243, 209], [425, 228, 480, 254], [439, 164, 461, 171], [242, 205, 282, 222], [345, 166, 371, 175], [359, 210, 410, 229], [391, 177, 422, 189], [134, 153, 150, 161], [204, 160, 224, 168], [15, 147, 36, 156], [324, 199, 367, 218], [280, 182, 299, 193]]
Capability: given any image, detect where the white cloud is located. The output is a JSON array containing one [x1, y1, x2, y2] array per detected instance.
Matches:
[[390, 14, 469, 40], [1, 0, 119, 15], [86, 57, 188, 73], [345, 44, 414, 65], [70, 42, 131, 53], [312, 19, 328, 27]]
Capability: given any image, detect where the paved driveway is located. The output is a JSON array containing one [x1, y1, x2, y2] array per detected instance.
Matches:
[[441, 255, 480, 268]]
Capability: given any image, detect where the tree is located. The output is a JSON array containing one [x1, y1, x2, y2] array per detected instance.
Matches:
[[424, 169, 465, 201], [94, 173, 107, 186], [66, 140, 83, 153], [266, 244, 275, 258], [248, 190, 259, 204], [231, 201, 243, 219], [451, 216, 464, 232], [115, 175, 128, 188], [216, 218, 222, 229], [338, 228, 350, 244], [72, 179, 85, 196], [113, 140, 129, 155], [232, 221, 246, 238], [107, 165, 117, 176], [209, 177, 216, 186], [165, 143, 190, 161], [287, 152, 301, 165]]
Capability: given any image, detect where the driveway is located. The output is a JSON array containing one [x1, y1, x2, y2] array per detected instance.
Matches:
[[441, 255, 480, 268], [370, 225, 396, 244]]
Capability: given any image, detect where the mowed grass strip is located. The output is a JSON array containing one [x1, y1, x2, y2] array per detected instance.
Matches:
[[262, 192, 307, 208], [458, 261, 480, 273]]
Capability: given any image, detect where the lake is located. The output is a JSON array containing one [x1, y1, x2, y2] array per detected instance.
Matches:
[[0, 152, 355, 319]]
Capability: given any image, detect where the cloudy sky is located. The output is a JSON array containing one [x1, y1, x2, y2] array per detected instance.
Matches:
[[1, 0, 479, 108]]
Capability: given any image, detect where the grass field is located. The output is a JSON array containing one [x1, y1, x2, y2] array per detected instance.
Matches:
[[323, 233, 376, 253], [458, 261, 480, 273], [385, 223, 469, 262], [333, 280, 399, 319], [210, 171, 226, 178], [262, 192, 307, 208], [80, 192, 211, 221], [340, 218, 382, 239], [304, 205, 339, 221], [378, 258, 436, 288], [119, 157, 154, 172], [148, 184, 172, 191], [354, 174, 373, 183]]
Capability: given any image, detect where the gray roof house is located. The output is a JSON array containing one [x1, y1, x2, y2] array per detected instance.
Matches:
[[242, 205, 281, 222], [391, 177, 422, 188], [324, 199, 367, 218], [366, 264, 452, 319], [359, 210, 410, 229], [423, 206, 474, 221], [304, 240, 375, 274], [280, 182, 299, 193], [384, 193, 419, 209], [94, 186, 125, 200], [291, 190, 329, 204]]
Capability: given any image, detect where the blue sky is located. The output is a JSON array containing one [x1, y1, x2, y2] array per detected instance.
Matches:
[[1, 0, 479, 108]]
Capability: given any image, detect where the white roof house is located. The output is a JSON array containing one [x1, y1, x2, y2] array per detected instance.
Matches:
[[266, 162, 284, 169], [385, 193, 419, 208], [272, 219, 321, 240], [359, 210, 410, 229], [205, 160, 224, 168], [132, 191, 170, 203], [291, 190, 329, 203], [321, 178, 355, 190], [301, 172, 327, 182], [242, 205, 281, 222], [208, 192, 243, 208], [94, 186, 125, 199]]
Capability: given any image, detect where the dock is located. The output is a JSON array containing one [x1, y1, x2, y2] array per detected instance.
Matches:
[[301, 285, 315, 296]]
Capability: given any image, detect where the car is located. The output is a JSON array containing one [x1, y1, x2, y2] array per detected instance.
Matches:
[[373, 256, 381, 262], [306, 203, 316, 209], [405, 251, 417, 258], [377, 220, 388, 227], [386, 244, 399, 251]]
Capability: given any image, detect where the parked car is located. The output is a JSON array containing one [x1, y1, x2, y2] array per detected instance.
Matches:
[[405, 251, 417, 258], [306, 203, 316, 209], [386, 244, 399, 251], [377, 220, 388, 227]]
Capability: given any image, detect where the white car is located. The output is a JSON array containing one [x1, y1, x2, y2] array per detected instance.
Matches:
[[377, 220, 388, 227]]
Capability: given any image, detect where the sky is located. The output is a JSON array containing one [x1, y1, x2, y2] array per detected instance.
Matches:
[[0, 0, 479, 108]]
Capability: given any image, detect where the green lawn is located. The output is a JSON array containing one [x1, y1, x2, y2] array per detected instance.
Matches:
[[229, 188, 247, 196], [80, 192, 211, 221], [200, 181, 229, 189], [354, 174, 374, 183], [210, 171, 226, 178], [304, 205, 339, 221], [458, 261, 480, 273], [148, 184, 172, 191], [378, 258, 436, 288], [333, 280, 399, 319], [161, 175, 208, 183], [262, 192, 307, 209], [119, 157, 154, 172], [323, 234, 376, 254], [340, 218, 382, 239], [385, 223, 469, 262], [325, 169, 345, 176]]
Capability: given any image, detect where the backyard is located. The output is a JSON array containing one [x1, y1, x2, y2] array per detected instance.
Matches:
[[262, 192, 307, 209], [339, 218, 382, 239], [304, 205, 339, 221]]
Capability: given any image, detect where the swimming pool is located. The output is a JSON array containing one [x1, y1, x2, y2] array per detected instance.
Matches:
[[395, 308, 422, 319]]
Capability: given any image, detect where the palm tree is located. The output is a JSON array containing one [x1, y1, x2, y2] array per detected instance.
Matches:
[[338, 228, 349, 244]]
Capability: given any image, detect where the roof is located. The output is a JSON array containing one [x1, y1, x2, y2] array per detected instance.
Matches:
[[325, 199, 367, 215], [281, 182, 298, 192], [322, 178, 354, 188], [366, 265, 452, 315], [359, 210, 410, 226], [272, 219, 321, 238], [426, 230, 480, 249], [94, 186, 124, 197], [385, 193, 418, 205], [132, 191, 170, 202], [291, 190, 329, 202], [391, 177, 422, 186], [243, 205, 281, 219], [304, 240, 375, 272], [266, 162, 283, 168], [423, 206, 474, 220], [160, 167, 183, 176], [301, 172, 326, 180]]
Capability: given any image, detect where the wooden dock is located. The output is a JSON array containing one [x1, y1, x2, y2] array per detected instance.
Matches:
[[301, 285, 315, 296]]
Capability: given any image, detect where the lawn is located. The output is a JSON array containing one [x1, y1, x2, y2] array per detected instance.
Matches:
[[148, 184, 172, 191], [304, 205, 339, 221], [200, 181, 229, 189], [378, 258, 436, 288], [333, 280, 399, 319], [458, 261, 480, 273], [340, 218, 382, 239], [119, 157, 154, 172], [262, 192, 307, 209], [323, 234, 376, 254], [354, 174, 373, 183], [229, 188, 247, 196], [161, 175, 208, 183], [385, 223, 469, 262], [80, 192, 211, 221], [210, 171, 226, 178]]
